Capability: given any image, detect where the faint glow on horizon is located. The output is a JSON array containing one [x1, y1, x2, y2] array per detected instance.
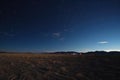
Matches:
[[105, 49, 120, 52]]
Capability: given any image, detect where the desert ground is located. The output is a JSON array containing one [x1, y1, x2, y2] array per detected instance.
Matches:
[[0, 53, 120, 80]]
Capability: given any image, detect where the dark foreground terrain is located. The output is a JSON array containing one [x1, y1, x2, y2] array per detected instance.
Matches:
[[0, 53, 120, 80]]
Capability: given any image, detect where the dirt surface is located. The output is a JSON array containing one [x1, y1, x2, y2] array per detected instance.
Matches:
[[0, 53, 120, 80]]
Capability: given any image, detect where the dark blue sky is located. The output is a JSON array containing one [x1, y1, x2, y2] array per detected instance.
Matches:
[[0, 0, 120, 52]]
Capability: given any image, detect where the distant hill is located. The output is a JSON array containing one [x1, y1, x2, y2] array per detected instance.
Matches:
[[0, 50, 120, 55], [0, 51, 7, 53], [52, 51, 80, 55], [85, 51, 120, 55]]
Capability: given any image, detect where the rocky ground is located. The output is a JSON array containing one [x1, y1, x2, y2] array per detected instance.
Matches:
[[0, 53, 120, 80]]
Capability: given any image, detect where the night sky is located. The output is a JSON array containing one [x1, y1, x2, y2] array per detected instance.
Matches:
[[0, 0, 120, 52]]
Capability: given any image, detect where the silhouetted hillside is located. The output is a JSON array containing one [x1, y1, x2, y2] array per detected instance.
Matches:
[[85, 51, 120, 55], [0, 51, 7, 53], [51, 51, 80, 55]]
